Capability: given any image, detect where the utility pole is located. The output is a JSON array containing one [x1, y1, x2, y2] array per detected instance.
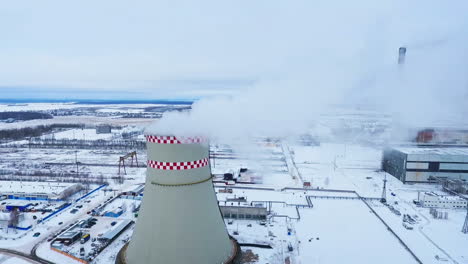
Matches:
[[209, 144, 216, 168], [462, 205, 468, 234], [381, 174, 387, 203], [398, 47, 407, 65], [75, 150, 79, 176], [212, 145, 216, 168]]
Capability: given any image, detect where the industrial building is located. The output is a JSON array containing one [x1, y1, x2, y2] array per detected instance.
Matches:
[[99, 219, 133, 242], [2, 201, 32, 212], [419, 192, 467, 209], [54, 231, 83, 246], [96, 125, 112, 134], [382, 147, 468, 183], [415, 128, 468, 144], [220, 204, 268, 220], [0, 181, 83, 201], [120, 185, 144, 200], [103, 209, 124, 218], [118, 135, 239, 264]]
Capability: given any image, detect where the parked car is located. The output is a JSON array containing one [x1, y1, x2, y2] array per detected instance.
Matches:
[[111, 221, 117, 226], [81, 234, 91, 244], [58, 222, 63, 225], [33, 232, 41, 237]]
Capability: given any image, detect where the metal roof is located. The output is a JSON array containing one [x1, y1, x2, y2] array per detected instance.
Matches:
[[395, 147, 468, 156], [102, 219, 132, 240], [57, 231, 81, 239]]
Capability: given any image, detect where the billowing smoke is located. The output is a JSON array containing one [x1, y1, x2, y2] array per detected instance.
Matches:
[[148, 0, 468, 143]]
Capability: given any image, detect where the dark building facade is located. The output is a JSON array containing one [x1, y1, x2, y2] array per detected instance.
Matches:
[[382, 147, 468, 183]]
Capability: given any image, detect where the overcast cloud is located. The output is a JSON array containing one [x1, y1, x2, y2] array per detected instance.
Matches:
[[2, 0, 468, 135], [1, 0, 464, 98]]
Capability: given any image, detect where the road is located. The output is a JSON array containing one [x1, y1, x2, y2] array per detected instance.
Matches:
[[0, 248, 52, 264]]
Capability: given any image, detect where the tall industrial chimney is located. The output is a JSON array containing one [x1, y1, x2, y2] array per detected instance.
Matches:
[[118, 134, 238, 264], [398, 46, 407, 65]]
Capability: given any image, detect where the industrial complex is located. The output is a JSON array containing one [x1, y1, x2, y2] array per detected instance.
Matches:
[[0, 102, 466, 264]]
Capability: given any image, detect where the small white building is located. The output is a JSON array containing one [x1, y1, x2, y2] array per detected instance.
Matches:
[[420, 192, 467, 209]]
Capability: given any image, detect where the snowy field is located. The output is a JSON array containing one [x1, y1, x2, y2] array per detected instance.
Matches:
[[0, 116, 152, 130], [219, 188, 417, 264], [295, 200, 416, 264], [41, 128, 116, 141], [0, 103, 174, 112]]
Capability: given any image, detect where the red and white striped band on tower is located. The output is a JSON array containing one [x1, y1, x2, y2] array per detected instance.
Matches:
[[145, 135, 207, 144], [147, 158, 209, 170]]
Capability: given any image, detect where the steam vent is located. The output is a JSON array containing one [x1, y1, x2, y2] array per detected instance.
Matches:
[[117, 135, 238, 264]]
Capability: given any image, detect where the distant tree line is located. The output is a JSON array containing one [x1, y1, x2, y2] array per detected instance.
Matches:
[[0, 111, 53, 120], [26, 138, 146, 150], [0, 124, 81, 141]]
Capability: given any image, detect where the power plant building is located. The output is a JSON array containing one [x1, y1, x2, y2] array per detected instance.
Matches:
[[419, 192, 467, 209], [220, 204, 268, 220], [118, 135, 238, 264], [382, 147, 468, 183], [0, 181, 83, 201]]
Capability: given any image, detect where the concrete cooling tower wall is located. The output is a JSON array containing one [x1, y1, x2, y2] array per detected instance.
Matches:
[[119, 135, 238, 264]]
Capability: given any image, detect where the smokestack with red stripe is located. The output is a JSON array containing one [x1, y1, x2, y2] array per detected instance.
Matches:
[[120, 135, 238, 264]]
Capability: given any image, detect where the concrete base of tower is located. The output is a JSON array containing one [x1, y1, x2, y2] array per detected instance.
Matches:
[[115, 237, 241, 264]]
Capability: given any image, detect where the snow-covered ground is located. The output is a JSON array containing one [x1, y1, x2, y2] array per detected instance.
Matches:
[[295, 200, 416, 264], [41, 129, 115, 141], [0, 103, 172, 112], [0, 116, 153, 130], [0, 253, 34, 264], [0, 104, 467, 264]]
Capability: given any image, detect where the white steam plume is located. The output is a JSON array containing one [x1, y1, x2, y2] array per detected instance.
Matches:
[[148, 0, 468, 142]]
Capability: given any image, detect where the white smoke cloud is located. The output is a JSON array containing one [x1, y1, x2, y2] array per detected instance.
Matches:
[[146, 0, 468, 142]]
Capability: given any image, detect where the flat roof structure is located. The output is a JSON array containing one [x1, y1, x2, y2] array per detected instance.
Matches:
[[395, 147, 468, 157], [57, 231, 82, 240], [101, 219, 132, 241], [0, 181, 82, 200]]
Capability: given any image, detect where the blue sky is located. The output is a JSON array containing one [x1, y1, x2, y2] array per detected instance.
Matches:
[[1, 0, 468, 103]]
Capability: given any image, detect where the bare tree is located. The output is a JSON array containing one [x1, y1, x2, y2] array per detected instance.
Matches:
[[324, 177, 330, 187], [8, 208, 20, 229], [121, 202, 127, 213]]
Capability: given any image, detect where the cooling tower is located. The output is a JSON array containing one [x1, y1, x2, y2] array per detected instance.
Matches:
[[119, 135, 238, 264]]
